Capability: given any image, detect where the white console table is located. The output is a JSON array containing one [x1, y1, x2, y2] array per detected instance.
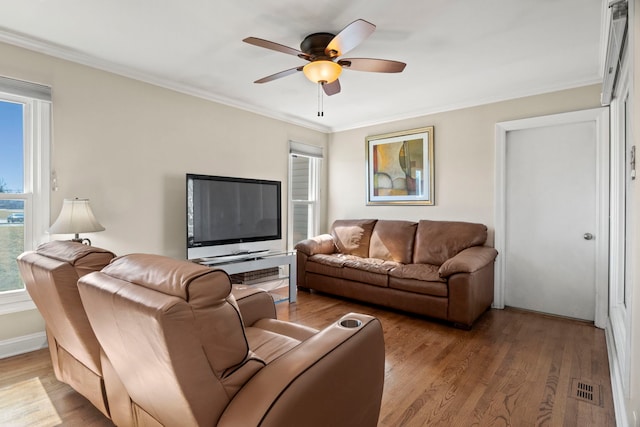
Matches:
[[198, 251, 297, 303]]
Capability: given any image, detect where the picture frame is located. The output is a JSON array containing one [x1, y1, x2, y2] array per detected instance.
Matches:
[[365, 126, 435, 205]]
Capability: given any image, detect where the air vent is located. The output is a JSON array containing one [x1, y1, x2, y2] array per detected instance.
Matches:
[[570, 378, 603, 407]]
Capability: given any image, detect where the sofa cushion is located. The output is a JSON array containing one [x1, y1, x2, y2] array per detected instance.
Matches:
[[342, 258, 399, 288], [331, 219, 377, 258], [369, 220, 417, 264], [306, 254, 347, 279], [389, 263, 445, 283], [388, 277, 448, 297], [308, 253, 349, 268], [413, 220, 488, 266], [388, 264, 447, 297], [244, 327, 302, 363]]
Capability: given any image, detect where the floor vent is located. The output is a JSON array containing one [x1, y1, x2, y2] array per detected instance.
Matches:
[[570, 378, 603, 407]]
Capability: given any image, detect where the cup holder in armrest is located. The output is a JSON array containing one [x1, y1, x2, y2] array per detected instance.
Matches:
[[339, 318, 362, 328]]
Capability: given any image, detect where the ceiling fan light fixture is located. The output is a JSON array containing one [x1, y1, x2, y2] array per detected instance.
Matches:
[[303, 60, 342, 84]]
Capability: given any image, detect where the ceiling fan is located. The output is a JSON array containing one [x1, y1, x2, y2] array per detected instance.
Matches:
[[243, 19, 406, 97]]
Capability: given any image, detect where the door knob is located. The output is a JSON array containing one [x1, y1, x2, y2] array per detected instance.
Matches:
[[584, 233, 594, 240]]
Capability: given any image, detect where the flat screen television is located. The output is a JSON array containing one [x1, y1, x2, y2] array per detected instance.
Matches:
[[186, 174, 282, 260]]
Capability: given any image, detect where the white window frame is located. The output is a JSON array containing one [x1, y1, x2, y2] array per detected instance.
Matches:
[[288, 141, 322, 250], [0, 88, 51, 314], [609, 41, 633, 397]]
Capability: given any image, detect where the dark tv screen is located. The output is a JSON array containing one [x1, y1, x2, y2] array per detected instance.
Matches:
[[187, 174, 281, 249]]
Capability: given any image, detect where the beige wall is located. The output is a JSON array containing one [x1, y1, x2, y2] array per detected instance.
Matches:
[[327, 85, 602, 240], [0, 41, 328, 344], [0, 309, 44, 341]]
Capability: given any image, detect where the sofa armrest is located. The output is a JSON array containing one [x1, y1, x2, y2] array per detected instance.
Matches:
[[439, 246, 498, 278], [217, 313, 385, 427], [232, 286, 277, 327], [294, 234, 336, 256]]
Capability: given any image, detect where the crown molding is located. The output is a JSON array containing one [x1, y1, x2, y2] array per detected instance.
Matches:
[[0, 27, 602, 135], [0, 28, 332, 134], [330, 77, 603, 133]]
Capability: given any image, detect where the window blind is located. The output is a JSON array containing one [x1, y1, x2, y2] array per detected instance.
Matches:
[[0, 76, 51, 102], [289, 141, 323, 159]]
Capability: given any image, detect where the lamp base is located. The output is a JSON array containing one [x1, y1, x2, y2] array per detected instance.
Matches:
[[70, 237, 92, 246]]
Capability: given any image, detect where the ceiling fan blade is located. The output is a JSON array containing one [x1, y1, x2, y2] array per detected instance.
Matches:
[[325, 19, 376, 58], [339, 58, 406, 73], [254, 66, 303, 84], [243, 37, 310, 60], [322, 80, 341, 96]]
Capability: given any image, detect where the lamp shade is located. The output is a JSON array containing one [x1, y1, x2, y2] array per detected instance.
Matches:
[[303, 60, 342, 83], [49, 198, 105, 235]]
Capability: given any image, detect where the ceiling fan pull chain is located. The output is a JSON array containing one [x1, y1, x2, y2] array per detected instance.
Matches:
[[317, 82, 324, 117]]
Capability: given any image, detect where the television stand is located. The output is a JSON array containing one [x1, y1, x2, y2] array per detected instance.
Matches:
[[200, 250, 270, 264], [195, 251, 297, 303]]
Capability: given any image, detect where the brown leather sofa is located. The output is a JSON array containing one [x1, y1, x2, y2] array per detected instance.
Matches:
[[295, 219, 498, 328], [16, 241, 132, 425], [77, 253, 385, 427]]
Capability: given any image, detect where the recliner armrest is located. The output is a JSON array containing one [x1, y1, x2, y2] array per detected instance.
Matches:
[[439, 246, 498, 278], [232, 286, 277, 326], [294, 234, 336, 256], [217, 313, 385, 427]]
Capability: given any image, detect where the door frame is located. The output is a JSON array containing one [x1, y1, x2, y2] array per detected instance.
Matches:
[[494, 107, 610, 328]]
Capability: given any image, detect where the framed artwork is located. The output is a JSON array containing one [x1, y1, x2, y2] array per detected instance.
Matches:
[[365, 126, 434, 205]]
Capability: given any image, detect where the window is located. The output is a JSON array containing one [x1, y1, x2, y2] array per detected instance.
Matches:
[[0, 77, 51, 314], [607, 10, 632, 396], [288, 141, 322, 249]]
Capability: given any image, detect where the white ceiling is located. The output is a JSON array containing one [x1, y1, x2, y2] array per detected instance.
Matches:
[[0, 0, 606, 133]]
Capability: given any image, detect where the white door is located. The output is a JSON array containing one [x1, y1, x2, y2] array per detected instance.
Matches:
[[495, 108, 609, 326]]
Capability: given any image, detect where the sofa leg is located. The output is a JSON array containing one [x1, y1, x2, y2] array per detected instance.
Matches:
[[297, 286, 311, 293], [453, 322, 472, 331]]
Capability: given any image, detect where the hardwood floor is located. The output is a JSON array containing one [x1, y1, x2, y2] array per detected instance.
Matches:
[[0, 289, 615, 426], [0, 348, 112, 427], [277, 291, 615, 427]]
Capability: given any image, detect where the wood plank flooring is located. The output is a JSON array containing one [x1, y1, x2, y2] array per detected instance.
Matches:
[[0, 347, 112, 426], [277, 290, 615, 426], [0, 289, 615, 426]]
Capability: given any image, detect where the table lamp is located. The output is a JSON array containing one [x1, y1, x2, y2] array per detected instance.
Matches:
[[49, 198, 105, 245]]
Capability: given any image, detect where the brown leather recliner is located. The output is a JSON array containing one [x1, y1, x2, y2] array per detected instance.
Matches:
[[77, 253, 386, 427], [16, 241, 132, 425]]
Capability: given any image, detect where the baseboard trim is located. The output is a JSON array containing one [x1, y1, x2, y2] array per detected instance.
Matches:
[[605, 320, 630, 427], [0, 331, 47, 359]]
